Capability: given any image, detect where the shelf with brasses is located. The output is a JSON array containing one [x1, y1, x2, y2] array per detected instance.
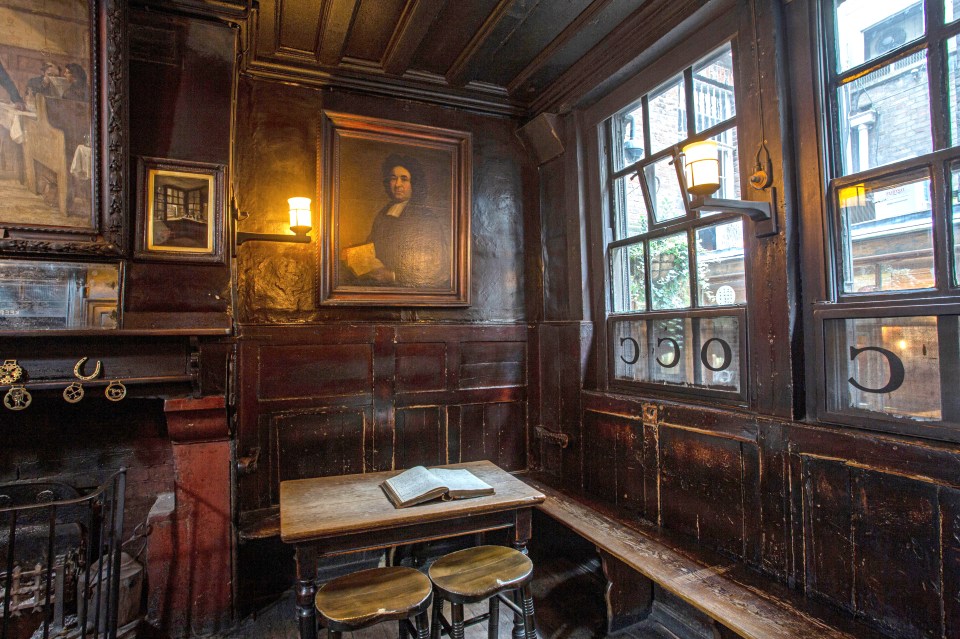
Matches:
[[607, 306, 747, 404], [813, 300, 960, 442]]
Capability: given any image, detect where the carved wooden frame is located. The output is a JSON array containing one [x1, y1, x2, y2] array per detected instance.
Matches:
[[0, 0, 126, 256], [319, 111, 472, 307]]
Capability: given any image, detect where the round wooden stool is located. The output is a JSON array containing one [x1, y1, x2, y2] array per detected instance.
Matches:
[[428, 545, 537, 639], [314, 566, 433, 639]]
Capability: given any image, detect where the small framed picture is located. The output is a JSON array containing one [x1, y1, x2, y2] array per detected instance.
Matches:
[[135, 157, 225, 262]]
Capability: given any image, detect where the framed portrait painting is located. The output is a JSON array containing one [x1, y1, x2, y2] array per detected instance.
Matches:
[[0, 0, 126, 254], [135, 157, 224, 263], [319, 111, 471, 306]]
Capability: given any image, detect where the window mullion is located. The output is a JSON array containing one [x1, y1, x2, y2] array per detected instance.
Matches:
[[927, 0, 951, 151], [933, 161, 953, 294], [688, 226, 699, 308], [642, 239, 653, 312], [683, 67, 696, 139]]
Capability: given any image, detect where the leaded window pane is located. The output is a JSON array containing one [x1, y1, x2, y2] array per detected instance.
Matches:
[[614, 172, 648, 237]]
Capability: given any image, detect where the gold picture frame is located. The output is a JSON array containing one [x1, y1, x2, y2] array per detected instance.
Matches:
[[319, 111, 472, 307], [135, 157, 224, 263]]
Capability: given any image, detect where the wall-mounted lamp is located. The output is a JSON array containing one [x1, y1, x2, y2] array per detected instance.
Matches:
[[234, 196, 313, 248], [681, 140, 778, 238]]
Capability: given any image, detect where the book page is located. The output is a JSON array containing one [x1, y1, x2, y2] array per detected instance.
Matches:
[[341, 243, 386, 277], [429, 468, 494, 499], [380, 466, 447, 508]]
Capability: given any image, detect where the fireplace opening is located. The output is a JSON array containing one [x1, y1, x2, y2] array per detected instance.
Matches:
[[0, 471, 132, 639]]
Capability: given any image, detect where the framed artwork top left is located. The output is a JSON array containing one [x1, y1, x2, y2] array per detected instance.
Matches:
[[0, 0, 126, 256]]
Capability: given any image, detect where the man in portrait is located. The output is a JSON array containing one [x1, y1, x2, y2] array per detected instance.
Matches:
[[342, 154, 451, 289]]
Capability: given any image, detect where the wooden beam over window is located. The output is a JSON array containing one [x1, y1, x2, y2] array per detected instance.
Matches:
[[506, 0, 616, 96], [445, 0, 518, 87], [383, 0, 448, 76]]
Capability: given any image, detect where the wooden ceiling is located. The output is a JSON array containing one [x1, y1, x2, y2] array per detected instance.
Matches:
[[245, 0, 682, 116]]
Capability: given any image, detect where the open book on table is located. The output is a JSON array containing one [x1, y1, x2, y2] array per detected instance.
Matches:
[[380, 466, 495, 508]]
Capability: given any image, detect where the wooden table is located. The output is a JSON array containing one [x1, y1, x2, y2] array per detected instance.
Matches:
[[280, 460, 546, 639]]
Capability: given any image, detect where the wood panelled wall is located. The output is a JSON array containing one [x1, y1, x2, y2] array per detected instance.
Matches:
[[231, 73, 539, 521], [235, 324, 528, 513], [534, 325, 960, 639]]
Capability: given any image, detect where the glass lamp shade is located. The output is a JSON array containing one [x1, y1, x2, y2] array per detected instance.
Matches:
[[288, 197, 312, 234], [682, 140, 721, 197]]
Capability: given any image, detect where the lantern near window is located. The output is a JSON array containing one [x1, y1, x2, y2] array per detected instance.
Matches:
[[682, 140, 721, 196]]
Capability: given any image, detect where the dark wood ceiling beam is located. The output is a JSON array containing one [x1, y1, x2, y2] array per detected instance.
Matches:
[[444, 0, 519, 87], [318, 0, 360, 66], [382, 0, 448, 76], [529, 0, 705, 114], [506, 0, 616, 96]]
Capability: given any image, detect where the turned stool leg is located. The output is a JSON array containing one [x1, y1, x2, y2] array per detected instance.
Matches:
[[415, 610, 431, 639], [431, 597, 443, 639], [400, 618, 409, 639], [488, 593, 500, 639], [450, 602, 466, 639], [519, 585, 537, 639], [327, 630, 342, 639], [510, 590, 524, 639]]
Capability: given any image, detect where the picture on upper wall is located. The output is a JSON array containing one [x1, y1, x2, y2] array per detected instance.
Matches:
[[135, 157, 225, 263], [0, 1, 94, 229], [320, 111, 472, 306]]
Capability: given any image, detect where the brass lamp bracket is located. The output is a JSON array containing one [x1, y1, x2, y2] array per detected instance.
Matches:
[[231, 195, 311, 252]]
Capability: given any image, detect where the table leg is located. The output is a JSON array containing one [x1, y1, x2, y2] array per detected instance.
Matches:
[[511, 509, 533, 639], [296, 544, 319, 639]]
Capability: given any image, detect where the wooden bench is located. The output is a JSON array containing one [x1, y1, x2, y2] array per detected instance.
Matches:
[[521, 475, 886, 639]]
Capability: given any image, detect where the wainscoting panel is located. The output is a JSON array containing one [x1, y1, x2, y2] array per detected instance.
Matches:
[[237, 323, 528, 513]]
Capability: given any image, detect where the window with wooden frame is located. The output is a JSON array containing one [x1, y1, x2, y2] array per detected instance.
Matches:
[[816, 0, 960, 439], [602, 42, 749, 403]]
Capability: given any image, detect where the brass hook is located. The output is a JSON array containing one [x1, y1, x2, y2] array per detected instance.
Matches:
[[73, 357, 102, 381]]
